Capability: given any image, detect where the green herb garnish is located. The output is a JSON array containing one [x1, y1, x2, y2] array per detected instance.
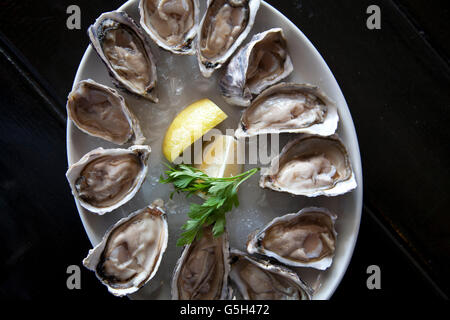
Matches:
[[159, 163, 260, 246]]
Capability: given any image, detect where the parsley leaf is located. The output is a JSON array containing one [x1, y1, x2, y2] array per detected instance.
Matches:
[[159, 164, 259, 246]]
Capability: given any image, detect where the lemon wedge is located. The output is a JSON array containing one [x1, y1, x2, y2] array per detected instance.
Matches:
[[163, 99, 228, 162], [195, 135, 243, 178]]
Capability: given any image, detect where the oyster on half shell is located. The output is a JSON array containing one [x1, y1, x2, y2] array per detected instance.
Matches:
[[220, 28, 293, 106], [260, 134, 356, 197], [197, 0, 261, 77], [229, 250, 313, 300], [171, 226, 231, 300], [139, 0, 200, 55], [67, 79, 145, 145], [88, 11, 158, 102], [247, 207, 337, 270], [66, 145, 151, 215], [83, 201, 168, 296], [235, 83, 338, 138]]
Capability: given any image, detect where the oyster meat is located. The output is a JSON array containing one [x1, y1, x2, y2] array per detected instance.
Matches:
[[139, 0, 200, 55], [172, 226, 230, 299], [220, 28, 293, 106], [229, 250, 312, 300], [235, 83, 339, 138], [83, 201, 169, 296], [88, 11, 158, 102], [247, 207, 337, 270], [197, 0, 261, 77], [260, 134, 356, 197], [66, 145, 151, 214], [67, 79, 145, 145]]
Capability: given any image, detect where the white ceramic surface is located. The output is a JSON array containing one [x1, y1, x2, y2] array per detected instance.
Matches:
[[66, 0, 363, 300]]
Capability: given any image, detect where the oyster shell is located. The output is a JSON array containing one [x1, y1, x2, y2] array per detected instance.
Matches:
[[247, 207, 337, 270], [235, 83, 338, 138], [66, 145, 151, 214], [67, 79, 145, 145], [88, 11, 158, 102], [220, 28, 293, 106], [139, 0, 200, 55], [83, 201, 168, 296], [229, 250, 312, 300], [171, 226, 231, 299], [197, 0, 261, 77], [260, 134, 356, 197]]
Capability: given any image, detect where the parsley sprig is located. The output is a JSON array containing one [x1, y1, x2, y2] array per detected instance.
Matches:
[[159, 164, 260, 246]]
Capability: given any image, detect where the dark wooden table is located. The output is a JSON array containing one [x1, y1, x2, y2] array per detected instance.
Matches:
[[0, 0, 448, 300]]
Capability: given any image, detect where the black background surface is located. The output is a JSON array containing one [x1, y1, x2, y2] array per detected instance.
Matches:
[[0, 0, 448, 300]]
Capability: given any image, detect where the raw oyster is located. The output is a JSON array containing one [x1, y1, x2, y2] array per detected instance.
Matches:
[[235, 83, 338, 138], [171, 226, 230, 299], [83, 201, 168, 296], [220, 28, 293, 106], [247, 207, 337, 270], [229, 250, 312, 300], [260, 134, 356, 197], [66, 145, 151, 214], [67, 79, 145, 145], [197, 0, 261, 77], [88, 11, 158, 102], [139, 0, 200, 55]]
